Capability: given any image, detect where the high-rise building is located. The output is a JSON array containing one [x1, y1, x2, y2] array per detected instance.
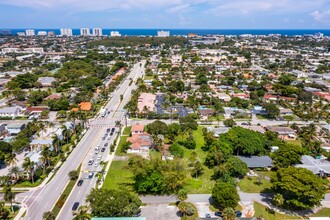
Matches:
[[17, 32, 25, 37], [37, 31, 47, 36], [157, 30, 170, 37], [48, 31, 55, 37], [80, 28, 90, 36], [60, 28, 73, 36], [26, 29, 35, 36], [92, 28, 103, 36], [110, 31, 122, 37]]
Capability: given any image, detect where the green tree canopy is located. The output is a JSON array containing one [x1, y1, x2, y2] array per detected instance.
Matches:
[[271, 167, 328, 210], [271, 144, 305, 168], [145, 120, 168, 136], [212, 181, 239, 209], [86, 188, 141, 217]]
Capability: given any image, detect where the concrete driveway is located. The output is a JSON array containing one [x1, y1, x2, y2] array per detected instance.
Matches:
[[141, 204, 180, 220], [195, 202, 214, 218]]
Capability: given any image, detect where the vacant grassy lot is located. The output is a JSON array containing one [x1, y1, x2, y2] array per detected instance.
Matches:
[[311, 208, 330, 217], [102, 160, 134, 191], [253, 202, 303, 220], [177, 126, 216, 194], [115, 126, 131, 156], [238, 176, 271, 193], [286, 139, 302, 147]]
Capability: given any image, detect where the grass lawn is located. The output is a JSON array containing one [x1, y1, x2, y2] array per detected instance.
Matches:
[[102, 160, 134, 192], [123, 126, 131, 136], [115, 135, 129, 156], [238, 176, 271, 193], [253, 202, 303, 220], [52, 179, 76, 217], [311, 208, 330, 217], [177, 126, 216, 194], [256, 115, 268, 120], [144, 75, 154, 80], [185, 202, 199, 220], [286, 139, 302, 147]]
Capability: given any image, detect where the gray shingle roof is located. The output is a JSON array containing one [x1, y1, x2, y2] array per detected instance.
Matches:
[[236, 156, 273, 168]]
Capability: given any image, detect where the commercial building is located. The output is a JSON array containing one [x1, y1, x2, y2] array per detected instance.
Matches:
[[157, 30, 170, 37], [80, 28, 90, 36], [60, 28, 73, 36], [92, 28, 103, 36], [48, 31, 55, 37], [25, 29, 35, 36], [110, 31, 121, 37], [37, 31, 47, 36]]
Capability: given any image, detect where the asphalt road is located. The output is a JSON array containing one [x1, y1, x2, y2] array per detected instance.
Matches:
[[13, 61, 146, 220], [56, 60, 146, 220]]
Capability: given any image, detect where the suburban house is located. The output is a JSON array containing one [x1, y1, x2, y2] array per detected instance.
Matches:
[[127, 132, 153, 155], [198, 108, 215, 120], [223, 107, 248, 119], [266, 126, 296, 140], [131, 124, 144, 135], [206, 126, 230, 137], [218, 93, 231, 102], [44, 93, 61, 100], [26, 106, 48, 115], [279, 108, 294, 116], [30, 139, 53, 151], [295, 155, 330, 177], [72, 102, 92, 111], [0, 107, 22, 118], [237, 156, 273, 169], [37, 77, 56, 87], [6, 123, 25, 135]]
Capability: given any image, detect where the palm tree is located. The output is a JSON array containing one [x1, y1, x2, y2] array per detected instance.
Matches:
[[40, 148, 51, 174], [73, 205, 91, 220], [3, 186, 15, 213], [0, 201, 9, 219], [222, 207, 236, 220], [5, 154, 17, 168], [178, 201, 188, 217], [52, 134, 61, 153], [22, 158, 35, 183], [9, 166, 21, 181], [61, 125, 71, 144], [22, 158, 31, 180]]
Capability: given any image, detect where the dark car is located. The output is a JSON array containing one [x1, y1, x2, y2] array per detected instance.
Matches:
[[104, 143, 108, 147], [205, 213, 211, 218], [101, 147, 106, 152], [72, 202, 79, 211], [111, 128, 115, 133], [215, 211, 222, 217], [77, 179, 83, 186], [102, 137, 106, 141], [235, 211, 242, 217], [106, 128, 111, 133], [110, 132, 113, 136]]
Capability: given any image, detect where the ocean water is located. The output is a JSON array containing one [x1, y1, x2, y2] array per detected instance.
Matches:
[[2, 29, 330, 36]]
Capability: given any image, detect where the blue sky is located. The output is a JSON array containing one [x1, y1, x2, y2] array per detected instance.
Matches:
[[0, 0, 330, 29]]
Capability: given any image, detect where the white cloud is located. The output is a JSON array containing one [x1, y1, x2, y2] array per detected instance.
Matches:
[[310, 10, 330, 22], [207, 0, 327, 16]]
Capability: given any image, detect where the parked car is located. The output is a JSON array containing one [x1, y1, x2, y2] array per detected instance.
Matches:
[[205, 213, 211, 218], [72, 202, 79, 211], [77, 179, 83, 186], [215, 211, 222, 217], [235, 211, 242, 217], [88, 172, 94, 178], [101, 147, 106, 152], [88, 159, 93, 165]]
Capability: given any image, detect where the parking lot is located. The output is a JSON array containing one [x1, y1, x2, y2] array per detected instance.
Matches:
[[141, 204, 180, 220]]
